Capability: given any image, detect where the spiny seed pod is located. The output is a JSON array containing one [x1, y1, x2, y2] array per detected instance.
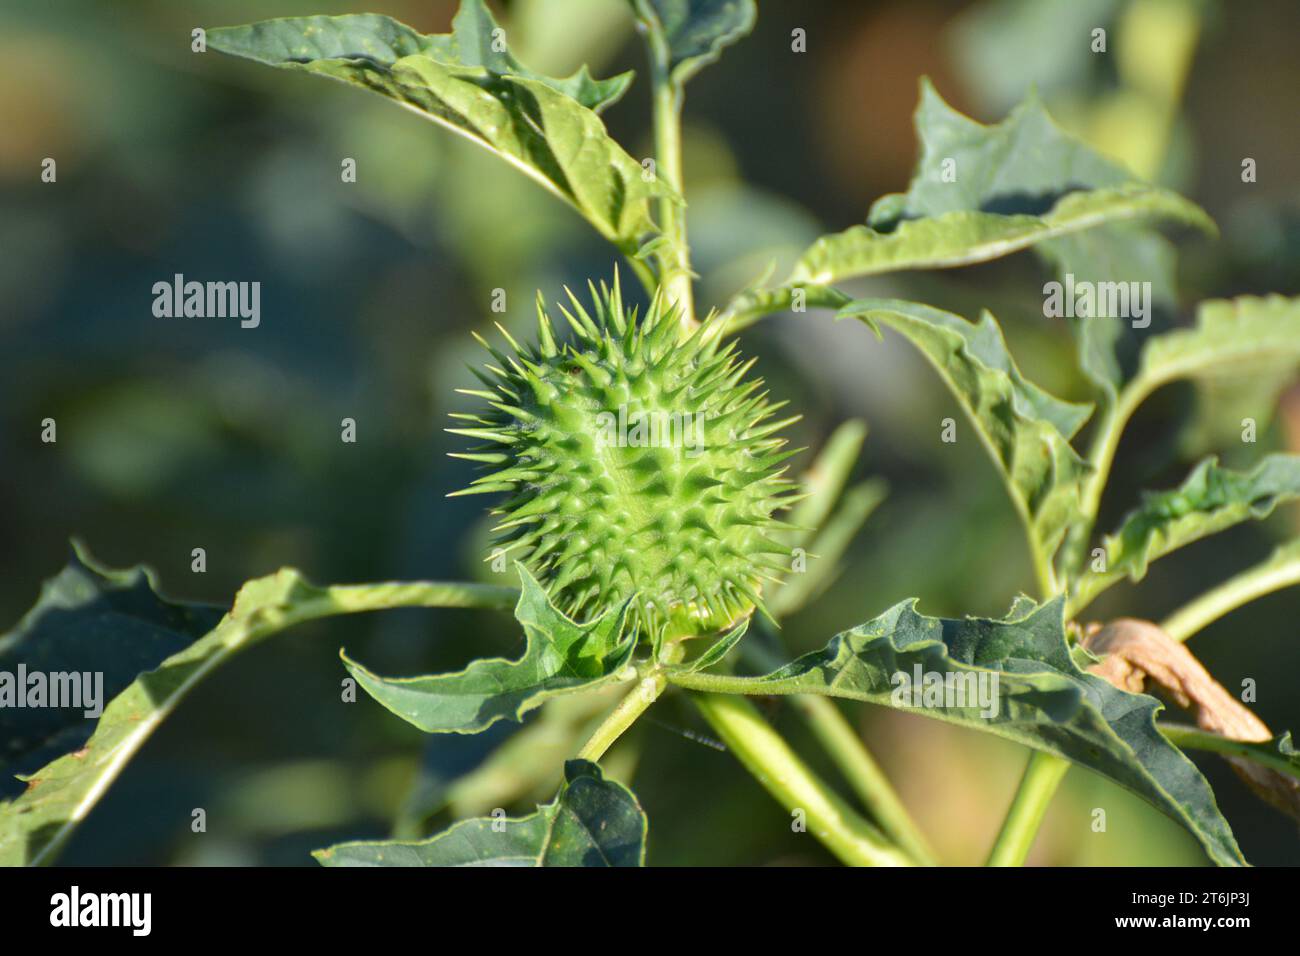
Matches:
[[450, 273, 800, 642]]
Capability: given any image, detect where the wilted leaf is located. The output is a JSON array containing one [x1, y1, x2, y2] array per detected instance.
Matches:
[[1072, 454, 1300, 610], [839, 299, 1092, 572], [342, 566, 636, 734], [669, 596, 1246, 865], [314, 759, 646, 866], [209, 3, 669, 249]]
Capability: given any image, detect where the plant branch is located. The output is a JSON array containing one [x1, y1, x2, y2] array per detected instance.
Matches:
[[985, 750, 1070, 866], [577, 667, 666, 762], [1158, 723, 1300, 781], [1161, 540, 1300, 643], [792, 694, 938, 865], [646, 30, 694, 332], [692, 693, 917, 866]]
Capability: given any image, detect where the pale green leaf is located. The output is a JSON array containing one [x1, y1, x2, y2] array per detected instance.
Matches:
[[670, 597, 1246, 865], [315, 759, 646, 866], [209, 5, 669, 248], [342, 565, 636, 734], [1072, 454, 1300, 611], [790, 185, 1210, 287], [632, 0, 757, 85], [838, 299, 1092, 573]]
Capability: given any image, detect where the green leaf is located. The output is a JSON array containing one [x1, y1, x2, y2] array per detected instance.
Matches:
[[1134, 294, 1300, 402], [632, 0, 757, 85], [1161, 726, 1300, 783], [0, 545, 221, 792], [208, 5, 669, 249], [0, 555, 516, 866], [314, 759, 646, 866], [673, 618, 750, 674], [718, 80, 1212, 336], [342, 565, 636, 734], [1072, 454, 1300, 611], [789, 185, 1210, 287], [838, 299, 1092, 577], [670, 597, 1246, 866]]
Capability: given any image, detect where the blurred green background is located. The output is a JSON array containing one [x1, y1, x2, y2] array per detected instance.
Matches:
[[2, 0, 1298, 865]]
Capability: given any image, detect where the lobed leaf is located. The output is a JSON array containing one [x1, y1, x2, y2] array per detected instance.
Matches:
[[670, 597, 1246, 865], [0, 545, 221, 794], [1133, 294, 1300, 402], [1072, 454, 1300, 611], [632, 0, 757, 85], [314, 759, 646, 866], [838, 299, 1092, 572], [790, 185, 1210, 288], [0, 552, 516, 866], [342, 565, 636, 734], [208, 3, 669, 249], [719, 80, 1212, 338]]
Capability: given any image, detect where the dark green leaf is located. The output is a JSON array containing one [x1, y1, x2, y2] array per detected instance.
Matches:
[[342, 565, 636, 734], [0, 556, 515, 866], [670, 597, 1246, 865], [0, 544, 221, 794], [314, 759, 646, 866]]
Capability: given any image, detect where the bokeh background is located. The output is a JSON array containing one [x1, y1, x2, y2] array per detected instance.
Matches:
[[2, 0, 1298, 865]]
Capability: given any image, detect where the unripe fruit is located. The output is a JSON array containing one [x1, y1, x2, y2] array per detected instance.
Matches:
[[452, 274, 798, 642]]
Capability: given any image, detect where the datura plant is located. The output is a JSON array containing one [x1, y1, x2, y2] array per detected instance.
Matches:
[[4, 0, 1300, 869]]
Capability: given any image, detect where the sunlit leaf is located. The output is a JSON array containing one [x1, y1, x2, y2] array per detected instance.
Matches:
[[209, 4, 669, 249], [314, 759, 646, 866], [838, 299, 1092, 573], [342, 566, 636, 734], [670, 596, 1246, 865], [1072, 454, 1300, 610]]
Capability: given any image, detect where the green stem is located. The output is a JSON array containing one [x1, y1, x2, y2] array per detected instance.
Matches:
[[793, 694, 937, 865], [647, 30, 694, 331], [1159, 723, 1299, 780], [985, 751, 1070, 866], [577, 668, 666, 762], [1160, 541, 1300, 642], [692, 693, 917, 866]]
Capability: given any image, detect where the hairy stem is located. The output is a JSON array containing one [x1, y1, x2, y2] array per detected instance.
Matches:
[[692, 693, 917, 866], [646, 31, 694, 331], [985, 751, 1070, 866]]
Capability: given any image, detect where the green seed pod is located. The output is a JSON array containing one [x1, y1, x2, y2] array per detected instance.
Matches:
[[451, 274, 799, 642]]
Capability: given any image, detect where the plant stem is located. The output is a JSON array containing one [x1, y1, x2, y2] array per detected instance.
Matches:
[[1160, 541, 1300, 642], [985, 750, 1070, 866], [792, 694, 938, 865], [693, 693, 917, 866], [1158, 723, 1299, 780], [577, 668, 666, 762], [647, 31, 694, 332]]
